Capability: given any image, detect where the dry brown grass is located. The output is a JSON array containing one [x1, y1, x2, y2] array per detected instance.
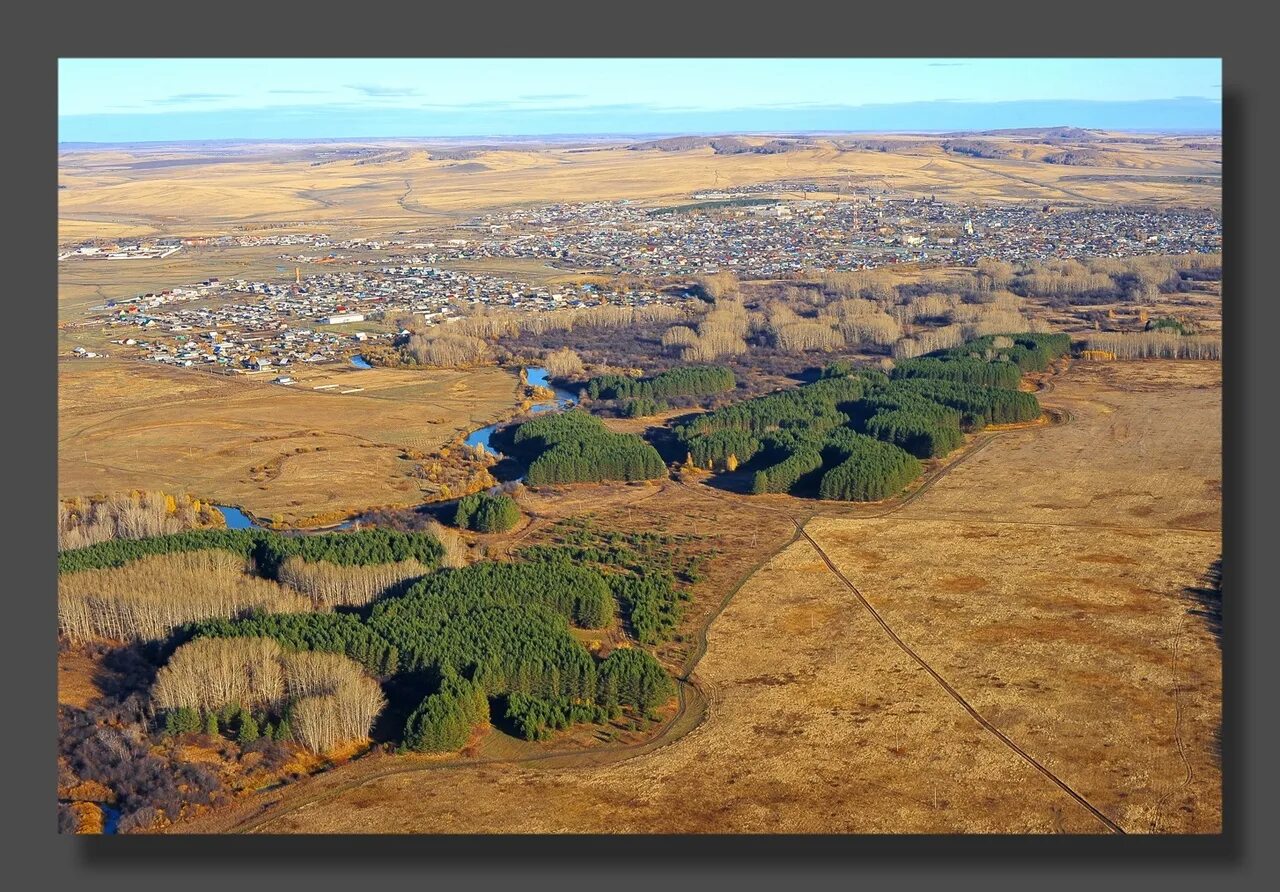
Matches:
[[58, 359, 522, 525], [58, 136, 1220, 245], [184, 359, 1220, 834], [57, 647, 107, 709]]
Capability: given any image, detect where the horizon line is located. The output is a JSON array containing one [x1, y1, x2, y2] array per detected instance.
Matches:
[[57, 125, 1224, 149]]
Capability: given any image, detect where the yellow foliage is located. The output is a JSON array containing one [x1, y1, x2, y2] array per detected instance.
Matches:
[[70, 802, 105, 835]]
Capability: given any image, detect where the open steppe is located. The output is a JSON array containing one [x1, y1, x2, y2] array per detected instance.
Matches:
[[57, 359, 522, 525], [176, 359, 1219, 834], [58, 133, 1221, 244]]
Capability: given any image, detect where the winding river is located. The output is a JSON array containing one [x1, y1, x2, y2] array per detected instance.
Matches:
[[464, 367, 576, 458]]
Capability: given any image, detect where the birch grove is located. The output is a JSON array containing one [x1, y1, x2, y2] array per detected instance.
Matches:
[[1084, 332, 1223, 360], [277, 556, 431, 609], [58, 551, 312, 643], [152, 640, 385, 754]]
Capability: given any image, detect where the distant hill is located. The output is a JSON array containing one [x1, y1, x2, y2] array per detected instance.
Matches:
[[942, 126, 1105, 143], [629, 136, 809, 155]]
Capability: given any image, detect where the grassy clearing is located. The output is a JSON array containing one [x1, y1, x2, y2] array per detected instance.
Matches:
[[58, 360, 522, 525]]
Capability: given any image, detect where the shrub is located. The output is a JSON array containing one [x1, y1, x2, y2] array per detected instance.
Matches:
[[455, 492, 521, 533]]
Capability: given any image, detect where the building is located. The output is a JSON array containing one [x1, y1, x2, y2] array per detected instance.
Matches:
[[321, 312, 365, 324]]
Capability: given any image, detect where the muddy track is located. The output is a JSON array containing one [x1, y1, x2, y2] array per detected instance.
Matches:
[[1153, 621, 1194, 831]]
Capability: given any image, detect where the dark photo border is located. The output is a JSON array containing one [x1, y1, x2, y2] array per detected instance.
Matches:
[[12, 3, 1276, 888]]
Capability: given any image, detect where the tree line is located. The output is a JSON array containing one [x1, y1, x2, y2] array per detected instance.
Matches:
[[751, 448, 824, 495], [621, 397, 668, 418], [673, 334, 1050, 500], [817, 432, 924, 501], [59, 550, 312, 644], [58, 490, 223, 552], [892, 357, 1024, 389], [277, 557, 431, 610], [925, 332, 1071, 373], [58, 527, 444, 576], [151, 637, 385, 755], [584, 365, 736, 401], [1084, 331, 1222, 360]]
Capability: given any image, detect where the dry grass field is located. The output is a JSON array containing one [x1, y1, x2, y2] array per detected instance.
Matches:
[[58, 359, 522, 525], [174, 358, 1219, 834], [58, 135, 1221, 244]]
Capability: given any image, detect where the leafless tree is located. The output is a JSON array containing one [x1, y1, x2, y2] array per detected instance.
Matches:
[[59, 552, 312, 643]]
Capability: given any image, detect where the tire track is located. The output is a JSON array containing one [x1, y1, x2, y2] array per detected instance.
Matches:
[[796, 521, 1126, 835], [1153, 622, 1194, 831]]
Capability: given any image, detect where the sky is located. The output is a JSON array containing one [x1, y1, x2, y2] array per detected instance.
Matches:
[[58, 59, 1223, 143]]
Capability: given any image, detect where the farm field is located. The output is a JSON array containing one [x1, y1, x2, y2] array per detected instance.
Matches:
[[57, 359, 522, 526], [178, 359, 1220, 834]]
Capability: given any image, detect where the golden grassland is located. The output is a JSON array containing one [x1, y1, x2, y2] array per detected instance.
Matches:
[[58, 359, 522, 525], [57, 647, 108, 710], [180, 359, 1219, 834], [58, 135, 1221, 244]]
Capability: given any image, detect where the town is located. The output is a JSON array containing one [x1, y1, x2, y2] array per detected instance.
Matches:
[[61, 193, 1222, 373]]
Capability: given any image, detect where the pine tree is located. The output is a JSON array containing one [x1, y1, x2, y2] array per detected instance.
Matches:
[[204, 712, 220, 738], [219, 702, 241, 727], [237, 712, 260, 745]]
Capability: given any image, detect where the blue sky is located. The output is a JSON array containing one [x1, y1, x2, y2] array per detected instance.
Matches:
[[58, 59, 1222, 142]]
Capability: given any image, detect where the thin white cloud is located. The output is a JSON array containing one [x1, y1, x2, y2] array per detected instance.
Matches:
[[347, 84, 420, 98]]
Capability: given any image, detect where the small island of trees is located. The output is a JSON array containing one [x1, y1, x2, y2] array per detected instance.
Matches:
[[454, 491, 521, 533], [512, 410, 667, 485]]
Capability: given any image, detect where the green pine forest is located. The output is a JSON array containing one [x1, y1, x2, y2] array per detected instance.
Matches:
[[676, 332, 1063, 501]]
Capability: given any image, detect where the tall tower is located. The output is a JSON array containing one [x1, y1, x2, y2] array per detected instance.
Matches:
[[295, 267, 301, 285]]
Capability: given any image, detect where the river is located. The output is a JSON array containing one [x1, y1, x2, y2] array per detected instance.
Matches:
[[463, 366, 576, 458]]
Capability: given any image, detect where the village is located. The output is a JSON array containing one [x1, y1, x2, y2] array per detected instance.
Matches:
[[442, 196, 1222, 276], [64, 262, 670, 373]]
